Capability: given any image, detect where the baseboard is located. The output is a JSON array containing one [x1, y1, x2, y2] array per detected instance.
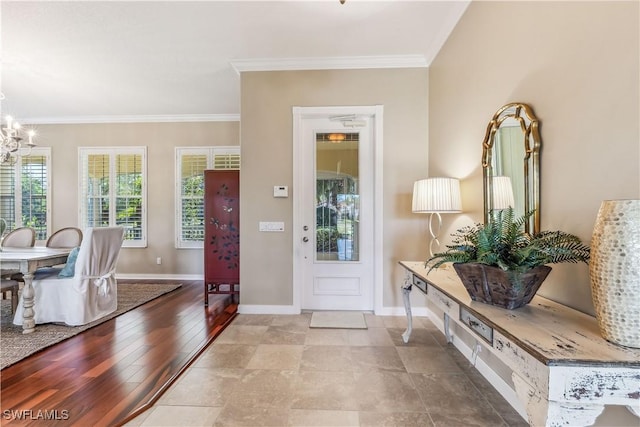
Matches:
[[238, 304, 301, 315], [115, 276, 431, 317], [237, 304, 429, 317], [117, 274, 203, 281], [428, 309, 528, 421], [375, 305, 429, 317], [452, 335, 527, 420]]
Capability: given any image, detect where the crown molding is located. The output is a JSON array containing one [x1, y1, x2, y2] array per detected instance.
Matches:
[[230, 55, 428, 74], [23, 114, 240, 125]]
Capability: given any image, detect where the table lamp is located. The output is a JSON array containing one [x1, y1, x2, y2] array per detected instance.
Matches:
[[492, 176, 515, 210], [412, 177, 462, 257]]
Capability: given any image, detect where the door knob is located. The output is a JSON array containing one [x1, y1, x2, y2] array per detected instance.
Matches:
[[303, 225, 309, 231], [302, 237, 309, 242]]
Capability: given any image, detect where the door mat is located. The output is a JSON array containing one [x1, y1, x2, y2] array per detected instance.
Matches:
[[309, 311, 367, 329]]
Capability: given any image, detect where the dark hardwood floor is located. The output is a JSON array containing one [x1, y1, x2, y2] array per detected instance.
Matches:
[[0, 280, 238, 427]]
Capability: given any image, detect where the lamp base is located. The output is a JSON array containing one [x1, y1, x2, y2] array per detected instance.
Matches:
[[428, 212, 442, 258]]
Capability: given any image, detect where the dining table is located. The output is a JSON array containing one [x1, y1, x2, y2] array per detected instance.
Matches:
[[0, 246, 71, 334]]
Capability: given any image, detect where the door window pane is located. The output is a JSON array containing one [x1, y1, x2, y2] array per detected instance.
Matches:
[[315, 132, 359, 262]]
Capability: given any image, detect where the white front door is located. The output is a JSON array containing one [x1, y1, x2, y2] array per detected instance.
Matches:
[[293, 108, 376, 311]]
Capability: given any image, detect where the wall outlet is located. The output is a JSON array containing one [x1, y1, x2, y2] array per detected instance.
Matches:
[[156, 257, 162, 265]]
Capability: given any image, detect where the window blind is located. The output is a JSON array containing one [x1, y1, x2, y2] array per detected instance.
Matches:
[[0, 148, 50, 238], [0, 162, 16, 230], [115, 153, 143, 241], [80, 147, 146, 247], [21, 154, 48, 240]]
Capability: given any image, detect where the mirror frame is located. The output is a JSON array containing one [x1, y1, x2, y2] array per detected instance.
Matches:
[[481, 102, 541, 235]]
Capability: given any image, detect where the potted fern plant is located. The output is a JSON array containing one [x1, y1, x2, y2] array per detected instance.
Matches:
[[426, 208, 590, 309]]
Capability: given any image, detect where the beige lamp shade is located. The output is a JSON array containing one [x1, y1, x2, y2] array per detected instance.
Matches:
[[492, 176, 515, 210], [412, 177, 462, 213], [412, 177, 462, 258]]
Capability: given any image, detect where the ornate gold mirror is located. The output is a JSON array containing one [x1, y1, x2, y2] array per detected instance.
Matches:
[[481, 103, 541, 234]]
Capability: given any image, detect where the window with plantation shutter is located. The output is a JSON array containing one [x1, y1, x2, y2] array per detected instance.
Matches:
[[213, 152, 241, 169], [79, 147, 146, 247], [175, 147, 239, 248], [0, 148, 51, 241]]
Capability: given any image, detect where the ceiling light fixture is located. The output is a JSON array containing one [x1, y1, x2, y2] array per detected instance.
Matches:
[[1, 116, 36, 164], [328, 133, 346, 142]]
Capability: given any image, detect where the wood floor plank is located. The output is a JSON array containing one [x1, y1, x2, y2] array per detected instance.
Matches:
[[0, 280, 237, 426]]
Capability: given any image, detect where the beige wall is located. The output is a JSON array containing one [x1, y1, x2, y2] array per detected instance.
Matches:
[[429, 4, 639, 424], [33, 121, 239, 275], [27, 1, 638, 317], [429, 1, 639, 315], [240, 69, 430, 308]]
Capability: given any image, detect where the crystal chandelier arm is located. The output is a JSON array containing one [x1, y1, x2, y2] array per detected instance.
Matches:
[[1, 115, 37, 164]]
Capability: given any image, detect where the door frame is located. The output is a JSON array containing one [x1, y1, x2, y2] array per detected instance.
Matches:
[[292, 105, 384, 314]]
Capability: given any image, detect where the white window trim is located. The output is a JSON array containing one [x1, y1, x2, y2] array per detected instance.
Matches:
[[175, 146, 240, 249], [78, 146, 147, 248]]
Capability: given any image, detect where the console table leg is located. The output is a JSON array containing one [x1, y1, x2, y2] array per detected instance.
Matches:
[[401, 279, 413, 343], [512, 372, 548, 426], [513, 372, 606, 427], [471, 340, 482, 365], [444, 313, 453, 344], [546, 401, 605, 427], [627, 404, 640, 419]]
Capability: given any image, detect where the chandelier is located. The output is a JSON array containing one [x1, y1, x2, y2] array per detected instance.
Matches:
[[1, 116, 36, 164]]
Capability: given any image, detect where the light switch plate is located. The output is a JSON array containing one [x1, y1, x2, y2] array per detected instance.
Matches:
[[259, 221, 285, 232]]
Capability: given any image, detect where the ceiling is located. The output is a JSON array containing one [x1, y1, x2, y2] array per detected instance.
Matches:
[[1, 1, 470, 124]]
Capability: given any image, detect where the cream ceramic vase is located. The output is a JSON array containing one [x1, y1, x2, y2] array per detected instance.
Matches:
[[589, 199, 640, 348]]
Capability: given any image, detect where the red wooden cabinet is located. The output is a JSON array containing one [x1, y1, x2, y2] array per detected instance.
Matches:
[[204, 170, 239, 306]]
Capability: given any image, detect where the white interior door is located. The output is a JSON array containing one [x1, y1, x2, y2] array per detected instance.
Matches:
[[295, 112, 374, 311]]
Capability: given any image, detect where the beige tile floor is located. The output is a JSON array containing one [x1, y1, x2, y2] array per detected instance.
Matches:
[[125, 313, 528, 427]]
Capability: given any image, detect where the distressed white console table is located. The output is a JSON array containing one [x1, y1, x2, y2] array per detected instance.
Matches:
[[400, 261, 640, 427]]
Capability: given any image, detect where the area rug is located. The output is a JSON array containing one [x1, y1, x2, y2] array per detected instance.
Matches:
[[0, 283, 181, 370], [309, 311, 367, 329]]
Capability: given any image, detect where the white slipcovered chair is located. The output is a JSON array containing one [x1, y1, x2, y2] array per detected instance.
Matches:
[[13, 226, 125, 326]]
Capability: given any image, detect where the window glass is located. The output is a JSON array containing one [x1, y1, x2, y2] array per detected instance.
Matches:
[[0, 148, 51, 240], [80, 147, 146, 247], [315, 133, 359, 262]]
